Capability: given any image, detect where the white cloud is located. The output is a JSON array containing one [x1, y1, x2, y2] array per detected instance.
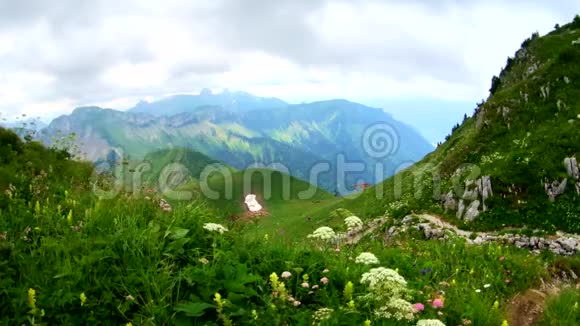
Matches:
[[0, 0, 578, 121]]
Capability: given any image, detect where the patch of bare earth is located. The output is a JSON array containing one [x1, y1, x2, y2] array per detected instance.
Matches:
[[506, 279, 569, 326]]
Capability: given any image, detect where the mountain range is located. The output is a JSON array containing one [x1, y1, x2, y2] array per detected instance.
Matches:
[[41, 91, 433, 193]]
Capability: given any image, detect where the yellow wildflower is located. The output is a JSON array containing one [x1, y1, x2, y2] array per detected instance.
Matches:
[[493, 300, 499, 309], [347, 300, 355, 309], [501, 320, 509, 326], [270, 273, 279, 289], [27, 288, 36, 310], [67, 210, 73, 224], [364, 319, 371, 326], [343, 281, 354, 301], [80, 292, 87, 306]]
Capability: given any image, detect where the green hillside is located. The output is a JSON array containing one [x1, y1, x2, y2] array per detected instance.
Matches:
[[332, 17, 580, 233]]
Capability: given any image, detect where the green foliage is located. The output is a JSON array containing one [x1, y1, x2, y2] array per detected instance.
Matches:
[[489, 75, 502, 95], [540, 289, 580, 325]]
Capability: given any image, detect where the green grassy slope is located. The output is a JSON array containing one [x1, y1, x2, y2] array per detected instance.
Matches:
[[326, 17, 580, 233]]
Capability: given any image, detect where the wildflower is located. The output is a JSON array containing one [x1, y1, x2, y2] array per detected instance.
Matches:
[[312, 285, 319, 290], [420, 268, 433, 276], [335, 247, 341, 253], [307, 226, 336, 241], [374, 298, 415, 320], [264, 234, 269, 241], [483, 284, 491, 289], [355, 252, 380, 265], [302, 274, 309, 282], [475, 289, 481, 293], [469, 268, 474, 275], [499, 256, 505, 261], [493, 300, 499, 309], [270, 273, 279, 289], [199, 257, 209, 265], [463, 319, 472, 325], [431, 298, 444, 309], [501, 320, 509, 326], [127, 323, 133, 326], [364, 320, 371, 326], [343, 281, 354, 301], [574, 302, 579, 310], [312, 308, 334, 321], [203, 223, 228, 234], [347, 300, 356, 309], [360, 267, 407, 290], [27, 288, 36, 310], [451, 279, 456, 286], [320, 277, 329, 285], [322, 269, 330, 273], [67, 209, 73, 224], [214, 292, 224, 309], [281, 271, 292, 279], [308, 291, 314, 294], [293, 300, 301, 307], [416, 319, 446, 326], [413, 303, 425, 312], [126, 294, 135, 301], [504, 279, 511, 285], [344, 215, 363, 230], [439, 281, 450, 287], [251, 309, 258, 320], [80, 292, 87, 306], [301, 282, 310, 288]]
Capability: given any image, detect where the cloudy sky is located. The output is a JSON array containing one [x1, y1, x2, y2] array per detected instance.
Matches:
[[0, 0, 578, 141]]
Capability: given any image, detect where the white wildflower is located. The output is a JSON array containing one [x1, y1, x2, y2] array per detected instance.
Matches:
[[360, 267, 408, 300], [312, 308, 334, 321], [483, 284, 491, 288], [417, 319, 446, 326], [355, 252, 380, 265], [344, 215, 363, 230], [281, 271, 292, 279], [374, 298, 415, 321], [307, 226, 336, 241], [203, 223, 228, 234]]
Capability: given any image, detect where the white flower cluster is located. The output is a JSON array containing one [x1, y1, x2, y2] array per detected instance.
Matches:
[[572, 38, 580, 45], [344, 215, 363, 230], [203, 223, 228, 234], [312, 308, 334, 321], [374, 298, 415, 321], [307, 227, 336, 241], [355, 252, 380, 265], [360, 267, 412, 320], [417, 319, 446, 326], [361, 267, 407, 292]]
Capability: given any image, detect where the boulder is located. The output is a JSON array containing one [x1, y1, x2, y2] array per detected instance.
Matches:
[[544, 179, 568, 202], [463, 200, 481, 222]]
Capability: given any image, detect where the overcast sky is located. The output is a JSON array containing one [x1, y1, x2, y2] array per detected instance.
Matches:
[[0, 0, 578, 140]]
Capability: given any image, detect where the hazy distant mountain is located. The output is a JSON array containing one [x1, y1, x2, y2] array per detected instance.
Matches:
[[129, 89, 288, 116], [42, 93, 433, 193]]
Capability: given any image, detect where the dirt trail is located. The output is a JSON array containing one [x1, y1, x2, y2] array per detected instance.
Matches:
[[506, 279, 566, 326]]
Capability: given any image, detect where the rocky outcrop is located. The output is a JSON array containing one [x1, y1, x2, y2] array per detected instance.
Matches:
[[441, 191, 456, 211], [564, 157, 580, 194], [451, 176, 493, 221], [544, 178, 568, 202], [386, 215, 580, 256]]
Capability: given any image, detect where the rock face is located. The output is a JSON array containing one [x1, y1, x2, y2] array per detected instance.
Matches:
[[564, 157, 580, 194], [452, 176, 493, 221], [387, 215, 580, 256], [544, 178, 568, 202]]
